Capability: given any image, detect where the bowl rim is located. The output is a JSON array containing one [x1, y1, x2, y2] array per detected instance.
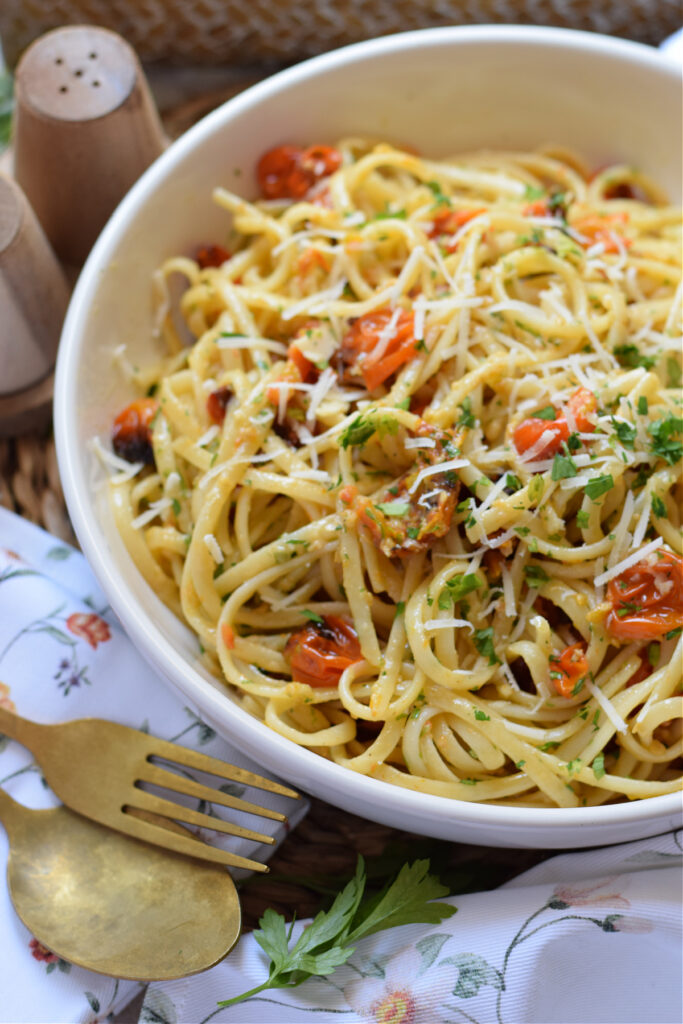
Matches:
[[55, 23, 683, 835]]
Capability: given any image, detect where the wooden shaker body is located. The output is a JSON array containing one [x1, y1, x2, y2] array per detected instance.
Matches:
[[13, 26, 166, 267]]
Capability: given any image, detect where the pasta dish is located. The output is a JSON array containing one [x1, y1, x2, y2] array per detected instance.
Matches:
[[101, 139, 683, 808]]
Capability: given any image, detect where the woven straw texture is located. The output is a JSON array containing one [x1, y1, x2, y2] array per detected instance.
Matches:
[[2, 0, 680, 66]]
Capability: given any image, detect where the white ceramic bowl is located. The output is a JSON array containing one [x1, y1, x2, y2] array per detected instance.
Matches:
[[55, 26, 683, 848]]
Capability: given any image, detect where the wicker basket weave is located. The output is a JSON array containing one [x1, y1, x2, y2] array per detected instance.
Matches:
[[1, 0, 680, 67]]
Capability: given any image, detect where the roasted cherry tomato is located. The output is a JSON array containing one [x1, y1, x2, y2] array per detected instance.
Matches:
[[549, 641, 589, 699], [428, 208, 487, 251], [606, 549, 683, 642], [257, 144, 342, 200], [513, 387, 597, 459], [571, 212, 631, 254], [206, 385, 233, 424], [341, 308, 417, 392], [196, 244, 231, 268], [285, 615, 362, 688], [351, 423, 461, 558], [111, 398, 158, 465]]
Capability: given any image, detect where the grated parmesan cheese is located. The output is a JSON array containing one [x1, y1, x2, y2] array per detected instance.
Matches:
[[306, 367, 337, 425], [424, 618, 474, 633], [584, 676, 628, 734], [90, 436, 143, 482], [131, 497, 173, 530], [196, 425, 220, 448], [408, 457, 469, 494], [203, 533, 224, 564], [594, 537, 663, 587]]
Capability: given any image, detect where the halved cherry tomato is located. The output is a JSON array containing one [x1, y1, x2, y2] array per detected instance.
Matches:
[[351, 423, 461, 558], [196, 244, 231, 268], [428, 208, 487, 251], [285, 615, 361, 688], [550, 641, 589, 698], [513, 387, 597, 459], [257, 144, 342, 200], [111, 398, 158, 464], [207, 385, 233, 424], [606, 549, 683, 642], [297, 248, 331, 276], [522, 199, 549, 217], [341, 308, 417, 391], [627, 652, 651, 687], [572, 212, 631, 254]]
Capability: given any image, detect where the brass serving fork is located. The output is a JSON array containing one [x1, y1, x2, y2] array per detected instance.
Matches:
[[0, 706, 299, 872]]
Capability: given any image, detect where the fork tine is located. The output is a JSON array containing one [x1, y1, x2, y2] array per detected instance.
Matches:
[[121, 809, 269, 872], [138, 763, 287, 822], [146, 738, 300, 799], [128, 788, 277, 846]]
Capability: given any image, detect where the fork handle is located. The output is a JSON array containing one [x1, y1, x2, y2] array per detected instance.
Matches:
[[0, 705, 48, 753]]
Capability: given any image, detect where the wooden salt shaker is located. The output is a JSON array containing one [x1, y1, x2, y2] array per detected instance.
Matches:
[[0, 173, 69, 436], [13, 25, 166, 267]]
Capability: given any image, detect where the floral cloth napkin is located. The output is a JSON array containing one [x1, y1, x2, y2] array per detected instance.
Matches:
[[0, 507, 308, 1024], [140, 829, 683, 1024]]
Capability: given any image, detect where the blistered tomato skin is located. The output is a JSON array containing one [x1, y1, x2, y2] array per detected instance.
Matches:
[[550, 641, 589, 698], [206, 385, 233, 424], [606, 549, 683, 641], [257, 145, 342, 200], [513, 387, 597, 459], [285, 615, 362, 688], [111, 398, 158, 465]]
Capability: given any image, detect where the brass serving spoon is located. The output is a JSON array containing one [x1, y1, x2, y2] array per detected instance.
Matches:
[[0, 788, 241, 980]]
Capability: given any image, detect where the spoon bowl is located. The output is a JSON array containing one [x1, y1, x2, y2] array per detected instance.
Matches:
[[1, 789, 241, 980]]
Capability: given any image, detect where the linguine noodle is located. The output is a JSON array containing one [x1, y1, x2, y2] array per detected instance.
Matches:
[[104, 140, 683, 808]]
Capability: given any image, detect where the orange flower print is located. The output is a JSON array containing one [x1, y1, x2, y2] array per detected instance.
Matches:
[[29, 939, 59, 963], [66, 613, 111, 650], [0, 682, 15, 712], [550, 877, 629, 910]]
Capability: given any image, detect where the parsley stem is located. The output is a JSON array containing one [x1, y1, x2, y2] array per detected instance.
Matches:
[[217, 979, 278, 1009]]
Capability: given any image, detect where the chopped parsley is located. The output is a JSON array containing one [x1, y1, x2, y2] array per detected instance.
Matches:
[[457, 396, 476, 428], [534, 405, 557, 421], [339, 413, 399, 449], [551, 452, 578, 480], [473, 627, 500, 666], [612, 419, 637, 450], [505, 473, 522, 491], [651, 495, 667, 518], [585, 474, 614, 500], [613, 344, 657, 371], [301, 609, 324, 624], [591, 753, 606, 780], [637, 396, 649, 416], [445, 573, 482, 604], [376, 500, 411, 517], [524, 564, 550, 586], [474, 709, 490, 721], [648, 413, 683, 465], [576, 509, 590, 528]]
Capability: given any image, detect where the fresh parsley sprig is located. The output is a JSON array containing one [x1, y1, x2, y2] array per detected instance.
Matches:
[[217, 857, 456, 1010]]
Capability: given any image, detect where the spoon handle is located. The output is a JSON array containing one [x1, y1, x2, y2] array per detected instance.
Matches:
[[0, 706, 48, 753], [0, 787, 28, 842]]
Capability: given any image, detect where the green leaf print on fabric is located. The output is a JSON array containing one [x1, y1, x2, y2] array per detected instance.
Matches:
[[444, 952, 504, 998]]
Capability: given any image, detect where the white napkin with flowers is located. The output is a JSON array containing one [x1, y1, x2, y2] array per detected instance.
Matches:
[[1, 508, 680, 1024], [0, 507, 308, 1024], [143, 829, 682, 1024]]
